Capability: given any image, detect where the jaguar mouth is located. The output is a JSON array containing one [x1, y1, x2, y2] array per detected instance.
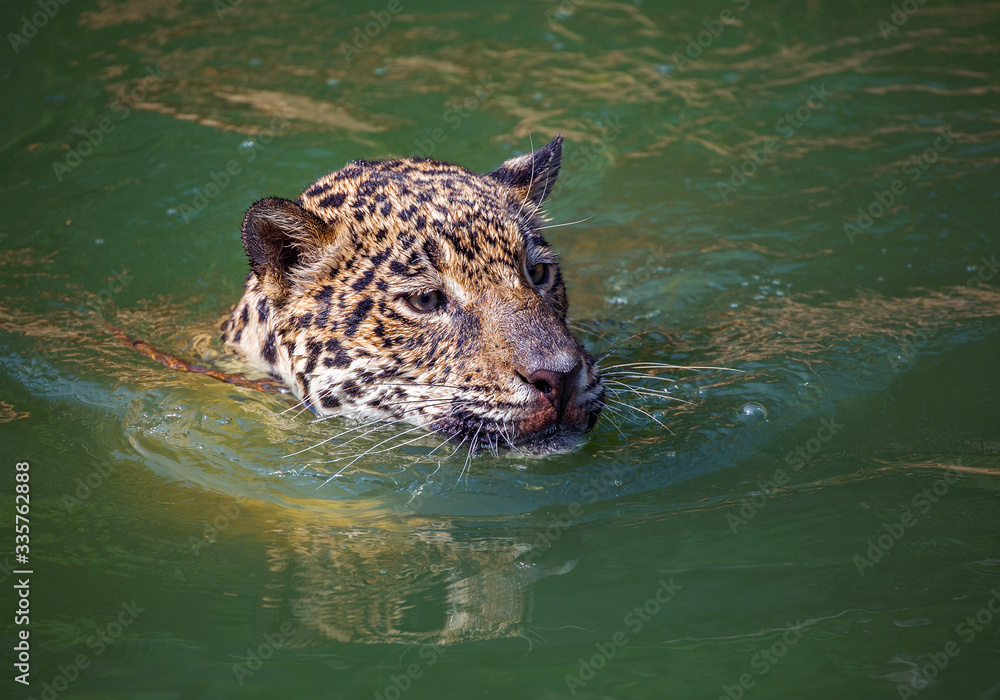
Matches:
[[428, 404, 602, 458], [508, 424, 589, 456]]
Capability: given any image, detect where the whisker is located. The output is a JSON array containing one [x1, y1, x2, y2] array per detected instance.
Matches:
[[369, 381, 472, 391], [381, 396, 466, 408], [426, 430, 462, 458], [599, 401, 639, 432], [290, 402, 316, 421], [442, 433, 470, 465], [314, 424, 428, 488], [596, 409, 626, 439], [606, 398, 674, 434], [599, 361, 745, 373], [603, 380, 696, 406], [278, 397, 310, 416], [601, 372, 682, 382], [514, 133, 537, 224], [537, 213, 597, 230], [500, 420, 522, 454], [355, 428, 439, 460], [567, 319, 610, 339], [456, 422, 484, 487], [286, 416, 413, 458]]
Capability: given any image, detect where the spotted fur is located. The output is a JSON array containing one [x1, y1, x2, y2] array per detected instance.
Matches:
[[220, 136, 604, 454]]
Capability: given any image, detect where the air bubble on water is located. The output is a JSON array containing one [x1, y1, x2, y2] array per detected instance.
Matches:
[[326, 78, 340, 87], [95, 238, 104, 245], [739, 402, 768, 426], [240, 140, 255, 150]]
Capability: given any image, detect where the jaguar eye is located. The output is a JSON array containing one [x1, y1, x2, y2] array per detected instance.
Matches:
[[528, 262, 552, 288], [403, 290, 445, 313]]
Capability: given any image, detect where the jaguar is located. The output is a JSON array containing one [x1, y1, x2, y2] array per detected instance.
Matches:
[[219, 136, 604, 456]]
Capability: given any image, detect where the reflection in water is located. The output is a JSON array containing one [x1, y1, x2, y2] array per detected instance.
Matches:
[[261, 512, 574, 644]]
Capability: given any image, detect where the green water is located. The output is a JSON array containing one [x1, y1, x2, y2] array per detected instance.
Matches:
[[2, 0, 1000, 698]]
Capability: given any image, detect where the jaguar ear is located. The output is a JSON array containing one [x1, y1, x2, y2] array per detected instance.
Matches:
[[488, 135, 563, 208], [241, 197, 327, 294]]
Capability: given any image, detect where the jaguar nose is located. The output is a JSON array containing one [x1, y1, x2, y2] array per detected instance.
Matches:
[[521, 361, 583, 420]]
